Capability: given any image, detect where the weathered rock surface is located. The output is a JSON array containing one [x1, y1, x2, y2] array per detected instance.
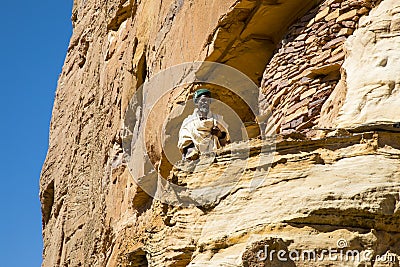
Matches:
[[110, 132, 400, 266], [40, 0, 400, 266], [258, 0, 383, 136], [337, 0, 400, 129]]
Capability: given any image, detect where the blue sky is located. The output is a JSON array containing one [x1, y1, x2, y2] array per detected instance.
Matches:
[[0, 1, 73, 266]]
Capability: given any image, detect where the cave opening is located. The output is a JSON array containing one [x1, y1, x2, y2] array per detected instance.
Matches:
[[127, 248, 149, 267]]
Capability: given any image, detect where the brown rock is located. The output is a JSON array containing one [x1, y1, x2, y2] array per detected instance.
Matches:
[[322, 36, 347, 50], [304, 63, 341, 79], [285, 106, 309, 122], [337, 27, 354, 36], [295, 33, 308, 41], [290, 115, 305, 128], [272, 87, 288, 107], [305, 35, 316, 44], [315, 7, 330, 22], [340, 20, 356, 28], [286, 98, 310, 115], [331, 45, 343, 56], [336, 9, 358, 22], [310, 49, 331, 64], [357, 7, 369, 15], [300, 87, 317, 100], [40, 0, 398, 266], [327, 51, 345, 63], [325, 9, 340, 21], [306, 18, 315, 27]]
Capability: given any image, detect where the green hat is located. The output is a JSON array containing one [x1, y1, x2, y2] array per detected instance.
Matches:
[[193, 88, 211, 102]]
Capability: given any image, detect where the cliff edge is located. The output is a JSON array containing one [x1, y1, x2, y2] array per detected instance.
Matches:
[[40, 0, 400, 266]]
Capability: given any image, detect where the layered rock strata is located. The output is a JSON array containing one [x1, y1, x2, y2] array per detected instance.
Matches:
[[93, 130, 400, 266], [40, 0, 400, 266], [145, 131, 400, 266]]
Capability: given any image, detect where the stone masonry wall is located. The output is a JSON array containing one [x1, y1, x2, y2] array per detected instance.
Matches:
[[40, 0, 400, 266], [259, 0, 381, 136]]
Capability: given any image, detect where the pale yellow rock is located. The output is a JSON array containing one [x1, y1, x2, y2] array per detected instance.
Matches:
[[285, 106, 308, 123], [336, 9, 358, 22], [300, 87, 317, 100], [358, 7, 369, 15], [337, 27, 354, 36], [310, 49, 331, 65], [175, 135, 400, 266], [325, 9, 340, 21], [39, 0, 400, 266], [331, 45, 343, 56], [306, 18, 315, 27], [318, 71, 347, 129], [315, 7, 330, 22], [305, 35, 316, 44], [337, 0, 400, 129]]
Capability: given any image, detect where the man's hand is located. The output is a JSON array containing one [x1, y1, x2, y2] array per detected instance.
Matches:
[[186, 146, 199, 160], [183, 143, 199, 160], [211, 126, 225, 139]]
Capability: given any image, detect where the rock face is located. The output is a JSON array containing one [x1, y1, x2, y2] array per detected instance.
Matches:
[[258, 0, 382, 136], [40, 0, 400, 266], [336, 0, 400, 129]]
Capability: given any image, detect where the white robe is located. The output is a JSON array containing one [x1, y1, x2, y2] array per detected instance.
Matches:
[[178, 109, 229, 154]]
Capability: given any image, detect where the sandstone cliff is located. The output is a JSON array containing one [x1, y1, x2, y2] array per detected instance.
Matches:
[[40, 0, 400, 266]]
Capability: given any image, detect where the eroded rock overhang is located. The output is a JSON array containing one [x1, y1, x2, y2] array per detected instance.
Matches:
[[123, 0, 327, 178], [204, 0, 322, 85]]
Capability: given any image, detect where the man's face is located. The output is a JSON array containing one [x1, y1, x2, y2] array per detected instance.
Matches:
[[196, 95, 211, 114]]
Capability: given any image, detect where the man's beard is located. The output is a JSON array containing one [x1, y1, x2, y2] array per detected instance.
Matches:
[[198, 105, 209, 114]]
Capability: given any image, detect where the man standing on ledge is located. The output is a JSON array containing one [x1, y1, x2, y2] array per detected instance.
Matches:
[[178, 88, 229, 160]]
